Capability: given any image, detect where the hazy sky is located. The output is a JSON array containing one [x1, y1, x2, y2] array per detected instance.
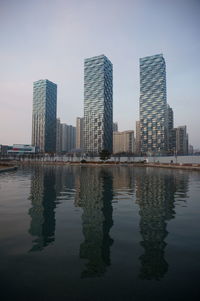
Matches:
[[0, 0, 199, 148]]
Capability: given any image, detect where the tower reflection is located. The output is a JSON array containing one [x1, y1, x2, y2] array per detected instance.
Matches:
[[136, 169, 189, 280], [28, 166, 57, 252], [75, 167, 114, 278]]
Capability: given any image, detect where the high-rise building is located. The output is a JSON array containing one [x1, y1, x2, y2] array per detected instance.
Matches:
[[60, 123, 76, 153], [135, 121, 141, 155], [175, 126, 188, 155], [76, 117, 84, 150], [84, 55, 113, 154], [113, 131, 135, 154], [167, 105, 174, 153], [171, 128, 177, 153], [32, 79, 57, 153], [56, 118, 62, 153], [188, 144, 193, 155], [139, 54, 168, 155], [113, 122, 118, 132]]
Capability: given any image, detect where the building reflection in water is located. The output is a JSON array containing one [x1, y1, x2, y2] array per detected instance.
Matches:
[[136, 169, 189, 280], [112, 166, 135, 196], [75, 167, 114, 278], [27, 165, 190, 279], [28, 166, 57, 252]]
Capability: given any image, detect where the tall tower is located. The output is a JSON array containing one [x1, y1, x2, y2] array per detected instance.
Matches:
[[140, 54, 167, 155], [32, 79, 57, 153], [84, 55, 113, 154]]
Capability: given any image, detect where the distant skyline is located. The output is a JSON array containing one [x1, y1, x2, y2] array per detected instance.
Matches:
[[0, 0, 200, 148]]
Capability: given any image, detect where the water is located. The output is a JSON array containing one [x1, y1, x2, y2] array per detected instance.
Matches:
[[0, 165, 200, 300]]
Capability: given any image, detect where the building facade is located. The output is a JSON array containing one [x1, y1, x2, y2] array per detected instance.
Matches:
[[113, 131, 135, 154], [0, 145, 11, 155], [84, 55, 113, 154], [56, 118, 62, 153], [7, 144, 38, 155], [175, 126, 188, 155], [167, 105, 174, 153], [113, 122, 118, 132], [135, 121, 141, 155], [60, 123, 76, 153], [76, 117, 84, 150], [140, 54, 168, 155], [32, 79, 57, 153]]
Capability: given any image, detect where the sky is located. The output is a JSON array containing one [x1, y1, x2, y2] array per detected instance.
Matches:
[[0, 0, 200, 148]]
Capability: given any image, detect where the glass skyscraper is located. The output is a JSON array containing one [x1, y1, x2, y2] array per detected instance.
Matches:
[[140, 54, 168, 154], [84, 55, 113, 154], [32, 79, 57, 153]]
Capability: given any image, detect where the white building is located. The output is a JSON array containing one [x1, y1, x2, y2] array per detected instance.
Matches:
[[7, 144, 38, 154]]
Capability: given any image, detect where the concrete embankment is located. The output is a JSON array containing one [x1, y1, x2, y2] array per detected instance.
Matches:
[[0, 164, 18, 173], [143, 163, 200, 171], [3, 160, 200, 171], [69, 162, 200, 171]]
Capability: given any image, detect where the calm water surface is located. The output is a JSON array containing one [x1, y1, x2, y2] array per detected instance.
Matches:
[[0, 165, 200, 300]]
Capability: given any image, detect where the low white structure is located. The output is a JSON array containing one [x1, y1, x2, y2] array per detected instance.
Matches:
[[7, 144, 38, 155]]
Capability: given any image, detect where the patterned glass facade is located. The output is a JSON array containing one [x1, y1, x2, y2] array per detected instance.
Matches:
[[84, 55, 113, 154], [140, 54, 168, 154], [32, 79, 57, 153]]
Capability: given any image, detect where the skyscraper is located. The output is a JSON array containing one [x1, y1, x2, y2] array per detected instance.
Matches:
[[140, 54, 168, 154], [32, 79, 57, 153], [84, 55, 113, 154]]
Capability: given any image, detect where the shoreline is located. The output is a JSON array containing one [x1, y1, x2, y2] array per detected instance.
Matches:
[[0, 165, 18, 173], [1, 161, 200, 171]]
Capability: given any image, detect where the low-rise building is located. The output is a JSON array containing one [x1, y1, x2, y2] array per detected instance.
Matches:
[[0, 145, 11, 155], [7, 144, 38, 155]]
